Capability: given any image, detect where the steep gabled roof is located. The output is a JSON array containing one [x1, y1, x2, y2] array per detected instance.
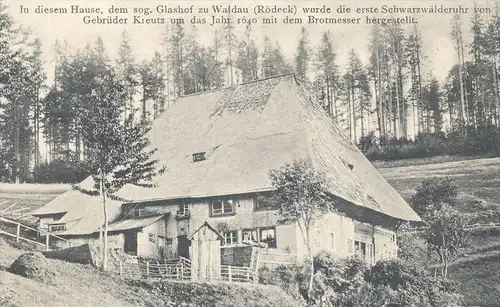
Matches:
[[118, 74, 419, 221], [34, 74, 420, 235]]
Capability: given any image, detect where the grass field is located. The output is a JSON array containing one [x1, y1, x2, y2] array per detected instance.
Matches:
[[378, 157, 500, 212], [378, 157, 500, 306]]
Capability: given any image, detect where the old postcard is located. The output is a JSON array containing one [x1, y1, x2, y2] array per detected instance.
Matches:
[[0, 0, 497, 306]]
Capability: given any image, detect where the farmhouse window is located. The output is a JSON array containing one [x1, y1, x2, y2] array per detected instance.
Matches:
[[242, 229, 258, 242], [254, 193, 274, 210], [193, 152, 206, 162], [329, 232, 336, 251], [314, 228, 321, 248], [49, 223, 66, 232], [347, 239, 354, 254], [149, 233, 156, 243], [355, 241, 365, 258], [131, 205, 145, 218], [355, 240, 373, 263], [223, 231, 238, 245], [166, 238, 173, 245], [176, 202, 190, 219], [179, 202, 189, 215], [211, 199, 234, 215], [259, 228, 277, 248]]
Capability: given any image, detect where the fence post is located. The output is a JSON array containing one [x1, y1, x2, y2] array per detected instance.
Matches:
[[16, 222, 20, 244], [146, 261, 150, 277], [45, 234, 50, 251], [228, 265, 232, 282], [119, 261, 123, 276], [181, 263, 184, 280]]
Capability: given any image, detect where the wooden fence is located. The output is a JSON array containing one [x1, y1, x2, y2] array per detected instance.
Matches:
[[116, 257, 257, 283], [220, 265, 258, 282], [0, 201, 37, 222], [117, 257, 192, 280], [0, 216, 71, 251], [256, 249, 297, 270]]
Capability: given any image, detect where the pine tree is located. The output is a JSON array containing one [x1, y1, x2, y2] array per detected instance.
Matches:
[[236, 24, 259, 83], [0, 3, 37, 182], [451, 14, 469, 130], [138, 60, 153, 121], [221, 13, 237, 86], [206, 30, 225, 89], [115, 30, 139, 121], [261, 37, 291, 78], [294, 27, 310, 84], [422, 76, 444, 132], [406, 25, 425, 135], [27, 39, 47, 171], [169, 24, 186, 97], [150, 52, 167, 118], [343, 50, 370, 143], [470, 9, 487, 129], [314, 31, 339, 120], [368, 25, 387, 138]]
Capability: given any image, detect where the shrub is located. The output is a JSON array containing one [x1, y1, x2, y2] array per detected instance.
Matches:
[[396, 222, 422, 263], [365, 259, 463, 307], [258, 265, 305, 304], [410, 177, 458, 217], [261, 252, 463, 307], [32, 158, 89, 184], [358, 132, 378, 153], [363, 128, 500, 161]]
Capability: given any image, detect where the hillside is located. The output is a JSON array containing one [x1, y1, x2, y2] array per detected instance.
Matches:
[[0, 238, 300, 307], [378, 157, 500, 206], [378, 157, 500, 306]]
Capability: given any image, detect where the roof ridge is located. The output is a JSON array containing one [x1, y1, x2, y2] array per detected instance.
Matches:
[[176, 73, 297, 99]]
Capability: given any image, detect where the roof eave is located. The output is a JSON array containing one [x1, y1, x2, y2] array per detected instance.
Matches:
[[327, 192, 422, 225], [123, 187, 277, 205]]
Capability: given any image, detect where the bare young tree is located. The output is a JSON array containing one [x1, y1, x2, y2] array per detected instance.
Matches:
[[269, 160, 333, 297]]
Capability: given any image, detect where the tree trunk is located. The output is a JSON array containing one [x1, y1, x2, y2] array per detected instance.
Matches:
[[142, 84, 147, 122], [360, 99, 365, 138], [100, 171, 108, 272], [493, 55, 500, 127], [14, 102, 19, 184], [306, 229, 314, 297], [459, 29, 470, 128]]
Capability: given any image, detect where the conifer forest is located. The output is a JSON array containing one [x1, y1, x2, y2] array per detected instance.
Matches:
[[0, 3, 500, 184]]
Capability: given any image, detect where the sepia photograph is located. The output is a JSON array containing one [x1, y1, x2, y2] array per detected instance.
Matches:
[[0, 0, 499, 306]]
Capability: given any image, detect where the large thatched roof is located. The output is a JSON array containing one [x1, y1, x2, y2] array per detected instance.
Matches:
[[34, 74, 420, 235]]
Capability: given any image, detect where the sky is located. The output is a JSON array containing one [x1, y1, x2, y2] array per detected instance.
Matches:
[[5, 0, 494, 84]]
